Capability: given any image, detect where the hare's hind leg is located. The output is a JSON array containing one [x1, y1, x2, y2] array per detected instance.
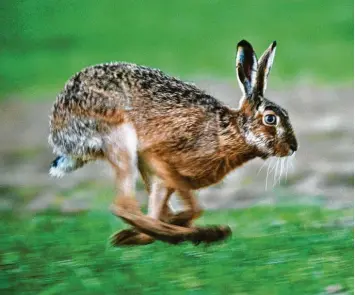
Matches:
[[111, 180, 231, 246], [104, 123, 140, 208], [111, 178, 174, 246], [110, 173, 194, 246], [104, 123, 154, 246]]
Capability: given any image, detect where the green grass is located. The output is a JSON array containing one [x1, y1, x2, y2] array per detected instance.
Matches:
[[1, 0, 353, 99], [1, 206, 353, 294]]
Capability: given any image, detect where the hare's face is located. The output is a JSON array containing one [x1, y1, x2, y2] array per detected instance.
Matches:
[[235, 39, 298, 159], [241, 97, 298, 159]]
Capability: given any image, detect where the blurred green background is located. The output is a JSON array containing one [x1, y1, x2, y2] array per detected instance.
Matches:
[[1, 0, 353, 99]]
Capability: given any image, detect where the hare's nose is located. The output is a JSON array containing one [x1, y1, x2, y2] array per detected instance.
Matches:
[[289, 139, 298, 153]]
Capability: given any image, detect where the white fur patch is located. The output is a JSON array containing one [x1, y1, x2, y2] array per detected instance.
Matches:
[[238, 97, 247, 109], [48, 155, 78, 178], [123, 124, 138, 154], [277, 126, 285, 137], [266, 47, 276, 73], [262, 46, 276, 93], [245, 130, 270, 154], [105, 123, 138, 153], [147, 180, 167, 219], [105, 123, 138, 196], [86, 137, 103, 150], [49, 166, 65, 178]]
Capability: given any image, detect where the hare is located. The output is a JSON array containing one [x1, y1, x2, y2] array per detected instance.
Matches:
[[48, 40, 298, 246]]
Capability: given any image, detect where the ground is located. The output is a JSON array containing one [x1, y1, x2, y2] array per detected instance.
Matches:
[[1, 207, 353, 294]]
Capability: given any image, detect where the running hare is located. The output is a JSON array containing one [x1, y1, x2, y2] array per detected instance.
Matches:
[[48, 40, 298, 246]]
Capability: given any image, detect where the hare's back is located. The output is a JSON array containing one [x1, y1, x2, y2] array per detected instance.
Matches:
[[120, 63, 225, 111], [52, 62, 225, 113], [68, 62, 225, 112]]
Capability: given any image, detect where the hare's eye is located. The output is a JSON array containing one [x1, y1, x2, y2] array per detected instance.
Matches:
[[263, 114, 277, 126]]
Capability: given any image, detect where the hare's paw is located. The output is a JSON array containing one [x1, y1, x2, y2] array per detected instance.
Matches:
[[164, 210, 195, 227], [189, 225, 232, 245], [110, 204, 231, 246], [110, 229, 154, 246], [145, 224, 231, 246], [161, 209, 203, 227]]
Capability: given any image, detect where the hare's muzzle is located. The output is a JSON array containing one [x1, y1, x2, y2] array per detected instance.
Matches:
[[288, 137, 298, 155]]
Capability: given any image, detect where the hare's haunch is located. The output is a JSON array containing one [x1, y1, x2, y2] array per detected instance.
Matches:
[[48, 40, 298, 246]]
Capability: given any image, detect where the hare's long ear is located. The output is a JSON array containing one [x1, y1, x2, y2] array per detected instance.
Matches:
[[254, 41, 277, 96], [236, 40, 257, 97]]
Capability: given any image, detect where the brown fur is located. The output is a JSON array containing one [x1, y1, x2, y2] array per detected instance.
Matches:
[[110, 197, 231, 245], [48, 40, 298, 246], [111, 193, 203, 246]]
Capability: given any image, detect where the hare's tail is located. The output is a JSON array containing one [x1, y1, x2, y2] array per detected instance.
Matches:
[[49, 155, 87, 178]]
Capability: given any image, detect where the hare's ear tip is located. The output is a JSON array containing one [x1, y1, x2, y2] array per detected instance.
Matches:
[[237, 39, 252, 48], [271, 40, 277, 48]]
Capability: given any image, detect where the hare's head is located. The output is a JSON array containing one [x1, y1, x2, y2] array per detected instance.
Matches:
[[235, 40, 298, 159]]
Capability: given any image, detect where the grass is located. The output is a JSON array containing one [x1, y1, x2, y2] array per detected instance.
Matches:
[[1, 206, 353, 294], [1, 0, 353, 99]]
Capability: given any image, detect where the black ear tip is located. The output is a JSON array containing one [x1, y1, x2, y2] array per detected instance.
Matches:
[[237, 39, 253, 49], [272, 40, 277, 48]]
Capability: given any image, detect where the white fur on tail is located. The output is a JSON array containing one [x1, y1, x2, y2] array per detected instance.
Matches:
[[49, 155, 79, 178]]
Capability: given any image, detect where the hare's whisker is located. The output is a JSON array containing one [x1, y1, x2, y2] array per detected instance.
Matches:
[[273, 158, 280, 187], [289, 153, 295, 171], [257, 159, 268, 176], [265, 161, 271, 190], [285, 157, 289, 181], [265, 158, 275, 190], [279, 158, 285, 184], [272, 159, 277, 187]]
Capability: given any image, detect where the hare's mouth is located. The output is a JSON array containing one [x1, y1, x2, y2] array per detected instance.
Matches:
[[275, 151, 292, 158], [288, 149, 295, 156], [260, 154, 270, 160], [273, 142, 297, 158]]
